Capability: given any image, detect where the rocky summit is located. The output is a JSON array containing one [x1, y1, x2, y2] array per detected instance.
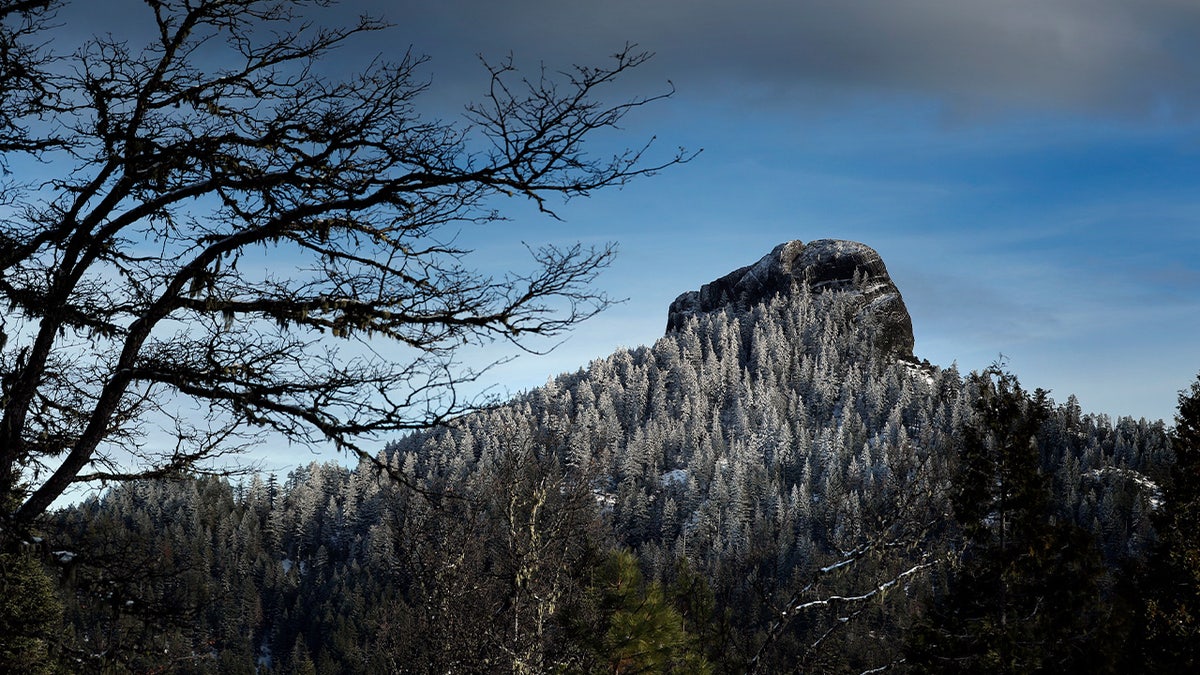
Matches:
[[665, 239, 915, 359]]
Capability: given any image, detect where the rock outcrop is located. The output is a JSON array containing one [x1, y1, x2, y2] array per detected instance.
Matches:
[[665, 239, 915, 359]]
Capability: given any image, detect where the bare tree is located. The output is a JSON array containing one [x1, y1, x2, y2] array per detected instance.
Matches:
[[0, 0, 688, 528]]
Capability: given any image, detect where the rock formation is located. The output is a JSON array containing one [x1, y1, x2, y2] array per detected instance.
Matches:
[[665, 239, 915, 359]]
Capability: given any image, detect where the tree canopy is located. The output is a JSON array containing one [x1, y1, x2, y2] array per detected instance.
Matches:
[[1138, 374, 1200, 669], [908, 367, 1110, 673], [0, 0, 687, 527]]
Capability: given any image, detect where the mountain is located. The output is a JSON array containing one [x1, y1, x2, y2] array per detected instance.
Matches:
[[42, 240, 1172, 673], [666, 239, 915, 359]]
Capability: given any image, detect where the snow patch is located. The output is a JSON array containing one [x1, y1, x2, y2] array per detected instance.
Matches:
[[592, 489, 616, 512], [1085, 467, 1163, 510], [660, 469, 688, 487], [900, 360, 936, 386], [257, 640, 274, 669]]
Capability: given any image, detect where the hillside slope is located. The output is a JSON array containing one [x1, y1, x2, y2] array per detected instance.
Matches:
[[47, 240, 1171, 672]]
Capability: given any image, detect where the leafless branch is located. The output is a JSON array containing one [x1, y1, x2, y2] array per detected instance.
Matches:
[[0, 0, 689, 525]]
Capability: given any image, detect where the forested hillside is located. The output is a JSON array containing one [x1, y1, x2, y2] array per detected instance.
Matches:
[[28, 242, 1179, 673], [3, 0, 1193, 671]]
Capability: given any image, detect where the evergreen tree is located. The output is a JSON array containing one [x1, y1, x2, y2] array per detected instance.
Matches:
[[570, 550, 711, 674], [0, 550, 62, 673], [908, 367, 1108, 673], [1139, 373, 1200, 670]]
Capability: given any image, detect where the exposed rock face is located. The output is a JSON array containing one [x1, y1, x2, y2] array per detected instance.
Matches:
[[666, 239, 915, 359]]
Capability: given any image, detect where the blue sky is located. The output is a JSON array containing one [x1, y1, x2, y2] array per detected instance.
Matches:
[[325, 0, 1199, 424], [53, 0, 1200, 455]]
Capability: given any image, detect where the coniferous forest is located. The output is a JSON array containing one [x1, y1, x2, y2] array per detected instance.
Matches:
[[11, 269, 1194, 673], [1, 2, 1198, 673]]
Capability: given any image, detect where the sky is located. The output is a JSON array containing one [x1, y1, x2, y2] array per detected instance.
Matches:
[[41, 1, 1200, 480], [321, 0, 1200, 426]]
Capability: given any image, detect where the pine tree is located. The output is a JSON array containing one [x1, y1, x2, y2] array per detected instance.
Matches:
[[571, 550, 712, 674]]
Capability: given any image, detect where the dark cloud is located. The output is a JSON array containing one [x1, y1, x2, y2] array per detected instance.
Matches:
[[368, 0, 1200, 120]]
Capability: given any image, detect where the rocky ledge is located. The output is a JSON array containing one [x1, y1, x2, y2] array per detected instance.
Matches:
[[665, 239, 915, 359]]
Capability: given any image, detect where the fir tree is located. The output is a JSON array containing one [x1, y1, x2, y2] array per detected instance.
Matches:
[[908, 367, 1108, 673], [1139, 373, 1200, 670], [0, 550, 62, 673]]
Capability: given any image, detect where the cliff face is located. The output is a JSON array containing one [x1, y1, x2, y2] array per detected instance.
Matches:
[[665, 239, 915, 359]]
